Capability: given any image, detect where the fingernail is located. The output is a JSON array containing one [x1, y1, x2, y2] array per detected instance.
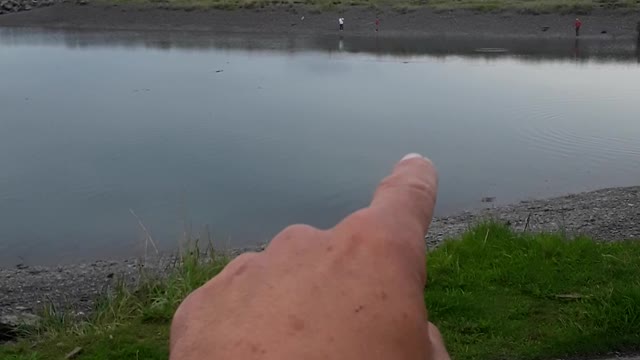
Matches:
[[401, 153, 423, 161]]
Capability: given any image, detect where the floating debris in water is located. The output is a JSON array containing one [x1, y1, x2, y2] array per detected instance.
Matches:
[[481, 197, 496, 203]]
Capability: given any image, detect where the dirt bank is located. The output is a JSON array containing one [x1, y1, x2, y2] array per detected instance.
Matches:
[[2, 186, 640, 319], [0, 3, 639, 39]]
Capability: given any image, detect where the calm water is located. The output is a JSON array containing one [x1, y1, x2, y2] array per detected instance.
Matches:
[[1, 29, 640, 265]]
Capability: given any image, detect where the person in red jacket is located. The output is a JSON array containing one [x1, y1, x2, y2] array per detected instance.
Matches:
[[575, 18, 582, 37]]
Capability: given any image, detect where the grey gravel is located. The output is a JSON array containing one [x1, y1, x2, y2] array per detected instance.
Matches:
[[0, 258, 175, 318], [2, 186, 640, 320], [0, 0, 55, 14], [427, 186, 640, 249]]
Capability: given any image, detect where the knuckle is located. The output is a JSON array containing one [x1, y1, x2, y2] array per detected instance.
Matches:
[[281, 224, 319, 237], [377, 173, 401, 191], [271, 224, 320, 244], [231, 252, 258, 266], [379, 173, 433, 197], [223, 252, 259, 277], [340, 209, 390, 246], [407, 177, 435, 197], [266, 224, 324, 255], [171, 288, 204, 349], [343, 208, 370, 227], [173, 288, 199, 323]]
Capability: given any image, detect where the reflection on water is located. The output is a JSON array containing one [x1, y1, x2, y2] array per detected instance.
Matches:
[[1, 27, 639, 62], [0, 28, 639, 265]]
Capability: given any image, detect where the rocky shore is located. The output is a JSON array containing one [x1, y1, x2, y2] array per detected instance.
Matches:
[[426, 186, 640, 248], [2, 186, 640, 330], [1, 2, 639, 40], [0, 0, 58, 15]]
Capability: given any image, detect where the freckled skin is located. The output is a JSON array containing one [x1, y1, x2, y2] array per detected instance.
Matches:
[[289, 315, 305, 332], [170, 155, 450, 360]]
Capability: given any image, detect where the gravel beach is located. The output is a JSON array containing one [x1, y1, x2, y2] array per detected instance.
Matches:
[[2, 186, 640, 318], [1, 3, 639, 39]]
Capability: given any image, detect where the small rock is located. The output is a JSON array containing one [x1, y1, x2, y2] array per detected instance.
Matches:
[[0, 313, 40, 328]]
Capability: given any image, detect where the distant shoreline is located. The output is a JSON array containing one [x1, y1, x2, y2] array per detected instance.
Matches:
[[2, 185, 640, 317], [1, 3, 639, 40]]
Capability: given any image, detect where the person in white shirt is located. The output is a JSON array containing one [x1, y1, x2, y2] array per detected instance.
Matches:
[[339, 17, 344, 31]]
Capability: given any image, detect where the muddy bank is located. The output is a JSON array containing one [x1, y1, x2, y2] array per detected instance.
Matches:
[[0, 3, 639, 39], [2, 186, 640, 319]]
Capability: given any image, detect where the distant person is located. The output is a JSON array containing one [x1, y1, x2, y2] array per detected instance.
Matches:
[[375, 17, 380, 32], [339, 17, 345, 31], [575, 18, 582, 37]]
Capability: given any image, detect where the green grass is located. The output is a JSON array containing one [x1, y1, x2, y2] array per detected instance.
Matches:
[[101, 0, 640, 13], [426, 223, 640, 359], [0, 246, 228, 360], [2, 223, 640, 359]]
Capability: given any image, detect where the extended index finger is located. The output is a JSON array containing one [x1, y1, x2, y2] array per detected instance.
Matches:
[[332, 153, 438, 287], [369, 153, 438, 239], [336, 153, 438, 251]]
